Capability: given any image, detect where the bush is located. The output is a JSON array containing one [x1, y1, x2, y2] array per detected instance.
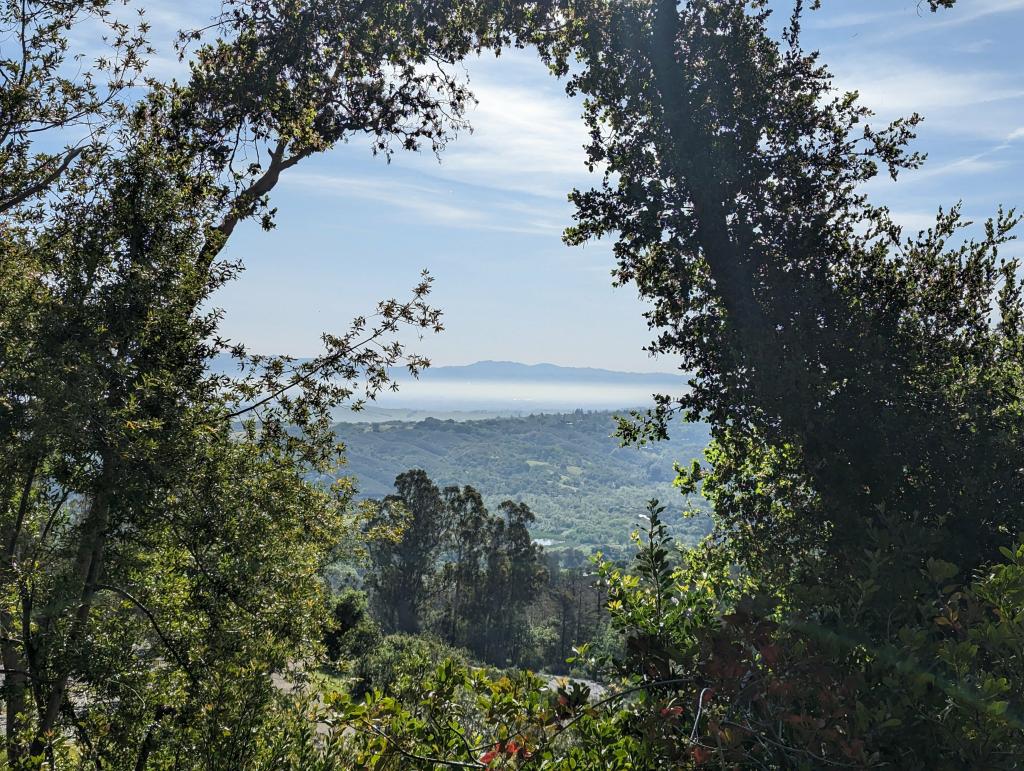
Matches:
[[581, 506, 1024, 768], [315, 513, 1024, 768], [323, 589, 381, 662], [350, 634, 470, 701]]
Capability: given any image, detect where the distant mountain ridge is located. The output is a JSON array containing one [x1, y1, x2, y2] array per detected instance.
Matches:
[[209, 356, 687, 412], [414, 360, 684, 386], [209, 355, 684, 385]]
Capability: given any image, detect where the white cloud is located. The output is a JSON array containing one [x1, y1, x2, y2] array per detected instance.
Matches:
[[391, 51, 597, 201], [913, 152, 1009, 180], [834, 61, 1021, 116], [822, 0, 1024, 42], [807, 8, 904, 30], [888, 210, 942, 233], [930, 0, 1024, 28], [826, 57, 1024, 140], [445, 79, 590, 179], [956, 38, 995, 53], [282, 170, 568, 236]]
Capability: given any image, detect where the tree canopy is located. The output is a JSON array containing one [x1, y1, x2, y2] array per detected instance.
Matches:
[[5, 0, 1024, 767], [0, 0, 490, 764], [534, 0, 1023, 606]]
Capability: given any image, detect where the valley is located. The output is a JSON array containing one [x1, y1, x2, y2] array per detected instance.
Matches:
[[334, 407, 712, 551]]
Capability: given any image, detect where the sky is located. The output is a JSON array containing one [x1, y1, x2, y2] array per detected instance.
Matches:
[[127, 0, 1024, 373]]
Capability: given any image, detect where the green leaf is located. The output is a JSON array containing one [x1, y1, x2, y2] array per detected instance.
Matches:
[[987, 701, 1010, 717]]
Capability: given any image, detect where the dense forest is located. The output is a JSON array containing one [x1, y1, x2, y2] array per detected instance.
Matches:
[[2, 0, 1023, 769], [335, 410, 711, 548]]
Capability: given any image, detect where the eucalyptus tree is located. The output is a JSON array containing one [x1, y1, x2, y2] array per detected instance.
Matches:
[[434, 486, 545, 666], [366, 470, 447, 634]]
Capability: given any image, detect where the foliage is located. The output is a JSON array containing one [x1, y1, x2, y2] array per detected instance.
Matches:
[[530, 554, 612, 676], [587, 508, 1024, 768], [0, 114, 438, 769], [0, 0, 148, 216], [366, 470, 448, 634], [323, 589, 382, 663], [524, 0, 1024, 598], [348, 634, 471, 703], [318, 507, 1024, 769], [364, 471, 548, 668], [5, 0, 1018, 766], [0, 0, 494, 764], [440, 490, 549, 666]]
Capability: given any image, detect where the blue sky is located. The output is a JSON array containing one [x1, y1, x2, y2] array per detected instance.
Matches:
[[137, 0, 1023, 373]]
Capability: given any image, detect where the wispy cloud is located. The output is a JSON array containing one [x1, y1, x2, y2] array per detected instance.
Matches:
[[392, 51, 596, 201], [836, 61, 1021, 115], [444, 79, 590, 181], [887, 210, 942, 234], [815, 0, 1024, 41], [929, 0, 1024, 28], [807, 8, 904, 31], [911, 152, 1009, 182], [283, 170, 567, 236], [956, 38, 995, 54], [827, 57, 1024, 139]]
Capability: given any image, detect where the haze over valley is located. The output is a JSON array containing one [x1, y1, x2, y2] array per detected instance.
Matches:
[[339, 359, 689, 416]]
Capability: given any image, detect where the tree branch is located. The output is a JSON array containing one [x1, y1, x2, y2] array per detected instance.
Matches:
[[0, 146, 85, 213], [92, 584, 200, 685], [221, 290, 430, 422], [198, 139, 312, 269], [358, 721, 486, 769]]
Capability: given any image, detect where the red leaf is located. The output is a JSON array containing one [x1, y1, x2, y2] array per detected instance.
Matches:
[[479, 747, 500, 764], [692, 746, 712, 765]]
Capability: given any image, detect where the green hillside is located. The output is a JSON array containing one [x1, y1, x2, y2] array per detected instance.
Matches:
[[334, 410, 712, 550]]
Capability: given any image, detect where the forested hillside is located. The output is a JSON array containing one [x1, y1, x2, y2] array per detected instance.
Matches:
[[335, 411, 711, 548]]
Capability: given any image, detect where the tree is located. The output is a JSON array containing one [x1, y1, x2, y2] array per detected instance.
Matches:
[[0, 106, 447, 769], [480, 501, 548, 664], [363, 472, 548, 667], [366, 470, 447, 634], [532, 0, 1023, 616], [323, 589, 381, 662], [326, 506, 1024, 768], [437, 483, 492, 644], [0, 0, 499, 762], [0, 0, 148, 215], [435, 486, 547, 665]]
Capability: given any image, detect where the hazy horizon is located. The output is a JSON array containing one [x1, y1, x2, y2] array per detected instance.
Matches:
[[372, 379, 680, 412]]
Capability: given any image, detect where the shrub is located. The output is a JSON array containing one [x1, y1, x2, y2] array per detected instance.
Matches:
[[584, 505, 1024, 768], [323, 588, 381, 662], [350, 633, 470, 701]]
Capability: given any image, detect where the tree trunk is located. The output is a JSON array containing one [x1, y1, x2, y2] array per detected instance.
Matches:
[[2, 623, 29, 764], [2, 458, 38, 762], [31, 455, 116, 754]]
